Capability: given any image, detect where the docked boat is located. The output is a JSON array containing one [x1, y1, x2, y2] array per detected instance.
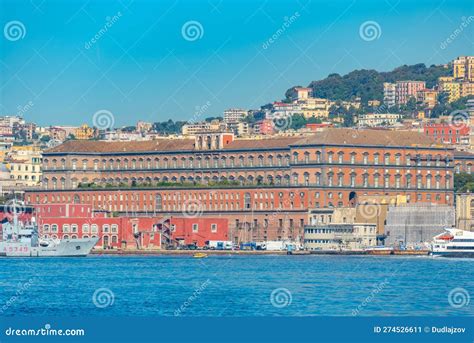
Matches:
[[364, 246, 394, 255], [431, 228, 474, 258], [0, 212, 99, 257], [193, 252, 208, 258]]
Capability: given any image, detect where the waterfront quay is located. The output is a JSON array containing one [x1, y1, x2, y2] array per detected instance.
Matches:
[[15, 127, 463, 253]]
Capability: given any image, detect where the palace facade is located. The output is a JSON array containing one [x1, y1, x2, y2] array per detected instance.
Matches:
[[25, 129, 455, 242]]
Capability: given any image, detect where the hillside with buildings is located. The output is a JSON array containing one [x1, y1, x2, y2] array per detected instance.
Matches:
[[296, 63, 452, 103], [1, 56, 474, 252]]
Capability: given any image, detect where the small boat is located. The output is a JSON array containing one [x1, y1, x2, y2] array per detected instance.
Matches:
[[193, 252, 208, 258], [431, 228, 474, 258], [364, 246, 394, 255]]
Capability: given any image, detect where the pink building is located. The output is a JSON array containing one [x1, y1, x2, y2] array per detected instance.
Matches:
[[396, 81, 426, 105]]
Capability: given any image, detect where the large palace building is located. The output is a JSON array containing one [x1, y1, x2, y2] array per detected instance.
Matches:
[[25, 129, 455, 242]]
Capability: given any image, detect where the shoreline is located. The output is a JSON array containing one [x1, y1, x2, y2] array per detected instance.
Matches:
[[91, 249, 431, 256]]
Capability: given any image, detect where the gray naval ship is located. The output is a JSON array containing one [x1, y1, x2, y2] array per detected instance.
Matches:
[[0, 212, 99, 257]]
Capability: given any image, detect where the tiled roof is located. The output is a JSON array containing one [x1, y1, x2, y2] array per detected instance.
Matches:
[[45, 139, 195, 153], [454, 150, 474, 157], [224, 137, 302, 150], [295, 128, 440, 147], [45, 129, 444, 155]]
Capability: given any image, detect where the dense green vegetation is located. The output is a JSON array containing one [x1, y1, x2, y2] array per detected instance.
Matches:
[[152, 120, 187, 135], [286, 63, 452, 103], [454, 173, 474, 193], [430, 95, 474, 118]]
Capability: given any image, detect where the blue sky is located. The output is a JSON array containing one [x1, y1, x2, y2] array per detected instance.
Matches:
[[0, 0, 473, 126]]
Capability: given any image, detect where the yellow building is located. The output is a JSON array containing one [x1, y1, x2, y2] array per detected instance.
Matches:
[[456, 193, 474, 231], [288, 87, 311, 101], [461, 82, 474, 98], [298, 98, 330, 118], [439, 78, 462, 102], [74, 124, 95, 140], [0, 141, 12, 163], [6, 146, 42, 187], [368, 100, 381, 107], [453, 56, 474, 82], [416, 89, 438, 108]]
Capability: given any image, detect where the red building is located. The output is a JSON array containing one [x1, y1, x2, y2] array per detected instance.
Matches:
[[423, 122, 469, 144], [33, 203, 228, 249], [306, 123, 333, 131], [255, 119, 274, 135]]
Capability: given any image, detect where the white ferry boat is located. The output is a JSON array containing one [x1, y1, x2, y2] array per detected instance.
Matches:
[[431, 228, 474, 258], [0, 212, 98, 257]]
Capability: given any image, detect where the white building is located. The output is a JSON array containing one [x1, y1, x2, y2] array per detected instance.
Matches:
[[383, 83, 396, 108], [223, 109, 247, 123], [357, 113, 401, 127], [227, 121, 249, 136], [182, 120, 227, 136], [304, 224, 377, 251]]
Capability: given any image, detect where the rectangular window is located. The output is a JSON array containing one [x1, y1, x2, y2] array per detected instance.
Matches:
[[211, 223, 217, 233], [192, 224, 198, 233]]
